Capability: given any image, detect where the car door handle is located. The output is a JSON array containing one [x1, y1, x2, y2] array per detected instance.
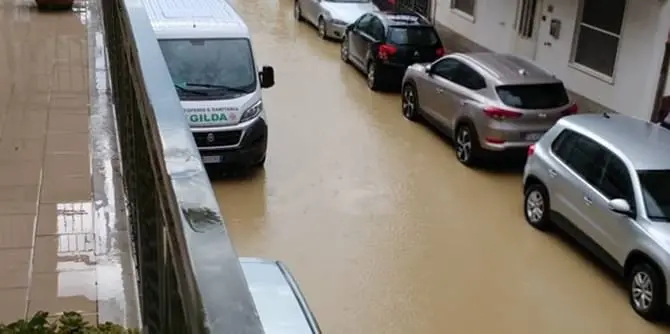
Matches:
[[583, 196, 593, 206], [548, 169, 557, 178], [436, 88, 445, 94]]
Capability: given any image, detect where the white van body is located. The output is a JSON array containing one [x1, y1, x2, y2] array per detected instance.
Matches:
[[143, 0, 274, 168]]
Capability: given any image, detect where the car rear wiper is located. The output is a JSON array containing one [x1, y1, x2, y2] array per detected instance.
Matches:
[[183, 82, 248, 93], [174, 84, 208, 96]]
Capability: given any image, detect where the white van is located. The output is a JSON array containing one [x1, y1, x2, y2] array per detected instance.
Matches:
[[143, 0, 275, 168]]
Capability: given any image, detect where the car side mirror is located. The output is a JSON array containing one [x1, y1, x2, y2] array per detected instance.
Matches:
[[425, 64, 433, 74], [260, 66, 275, 89], [608, 198, 633, 217]]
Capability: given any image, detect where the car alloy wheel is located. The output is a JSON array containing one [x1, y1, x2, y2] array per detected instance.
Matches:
[[318, 18, 327, 39], [455, 126, 472, 163], [341, 36, 350, 63], [632, 271, 654, 312], [525, 189, 545, 224], [367, 63, 377, 90], [402, 84, 418, 120], [628, 262, 665, 321]]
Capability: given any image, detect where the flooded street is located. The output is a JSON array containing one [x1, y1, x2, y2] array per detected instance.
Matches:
[[212, 0, 668, 333]]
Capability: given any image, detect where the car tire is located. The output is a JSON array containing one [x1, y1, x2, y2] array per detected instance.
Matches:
[[401, 83, 419, 121], [628, 262, 666, 322], [367, 62, 381, 91], [341, 35, 351, 63], [294, 1, 303, 21], [523, 183, 551, 231], [454, 123, 481, 166], [317, 18, 328, 39]]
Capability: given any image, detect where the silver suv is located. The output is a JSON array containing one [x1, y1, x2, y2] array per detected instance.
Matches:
[[401, 52, 577, 167], [523, 113, 670, 321]]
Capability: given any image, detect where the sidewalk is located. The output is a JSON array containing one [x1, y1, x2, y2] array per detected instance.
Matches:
[[0, 0, 96, 324]]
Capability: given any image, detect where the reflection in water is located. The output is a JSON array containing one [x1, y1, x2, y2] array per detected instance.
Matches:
[[215, 0, 669, 334]]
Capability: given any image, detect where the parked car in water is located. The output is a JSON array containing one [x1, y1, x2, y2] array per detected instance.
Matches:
[[400, 52, 577, 166], [240, 258, 321, 334], [294, 0, 379, 40], [340, 11, 445, 91], [523, 113, 670, 322]]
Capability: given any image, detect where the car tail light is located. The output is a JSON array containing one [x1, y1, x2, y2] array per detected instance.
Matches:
[[484, 107, 522, 120], [561, 104, 578, 116], [485, 137, 505, 144], [436, 47, 446, 57], [528, 144, 536, 157], [378, 44, 397, 60]]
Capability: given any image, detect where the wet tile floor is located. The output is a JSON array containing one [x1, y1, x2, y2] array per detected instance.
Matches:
[[0, 0, 96, 324]]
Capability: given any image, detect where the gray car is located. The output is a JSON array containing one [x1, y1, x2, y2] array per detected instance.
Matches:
[[400, 52, 578, 166], [294, 0, 378, 40], [523, 113, 670, 322]]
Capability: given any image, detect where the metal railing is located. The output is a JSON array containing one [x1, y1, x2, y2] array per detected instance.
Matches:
[[99, 0, 265, 332]]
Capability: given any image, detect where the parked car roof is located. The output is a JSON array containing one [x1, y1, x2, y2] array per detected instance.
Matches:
[[375, 10, 431, 26], [559, 113, 670, 170], [457, 52, 560, 86]]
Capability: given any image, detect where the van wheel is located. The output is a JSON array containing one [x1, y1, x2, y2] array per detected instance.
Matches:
[[628, 262, 666, 322], [367, 62, 381, 91], [294, 1, 303, 21]]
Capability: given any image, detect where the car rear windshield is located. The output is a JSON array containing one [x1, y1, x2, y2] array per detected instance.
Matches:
[[387, 26, 439, 46], [495, 83, 569, 109], [638, 170, 670, 222]]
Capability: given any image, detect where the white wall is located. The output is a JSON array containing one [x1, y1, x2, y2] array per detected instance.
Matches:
[[435, 0, 670, 121], [435, 0, 517, 53]]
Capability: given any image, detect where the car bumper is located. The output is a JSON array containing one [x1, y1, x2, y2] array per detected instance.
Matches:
[[327, 22, 347, 40], [195, 117, 268, 166], [477, 124, 551, 152]]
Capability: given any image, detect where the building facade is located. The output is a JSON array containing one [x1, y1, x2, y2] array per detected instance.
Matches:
[[426, 0, 670, 121]]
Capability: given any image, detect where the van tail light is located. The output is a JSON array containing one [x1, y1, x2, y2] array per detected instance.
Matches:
[[528, 144, 536, 157], [561, 104, 579, 116], [378, 44, 397, 60], [436, 47, 446, 57], [484, 107, 522, 120]]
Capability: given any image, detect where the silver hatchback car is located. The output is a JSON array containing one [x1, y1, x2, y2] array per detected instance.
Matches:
[[294, 0, 378, 40], [523, 113, 670, 322], [401, 52, 577, 166]]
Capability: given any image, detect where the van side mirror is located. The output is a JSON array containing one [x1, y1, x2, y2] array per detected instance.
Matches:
[[260, 66, 275, 88], [608, 198, 633, 217]]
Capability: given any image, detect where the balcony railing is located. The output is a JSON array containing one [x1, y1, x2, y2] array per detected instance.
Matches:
[[98, 0, 265, 332]]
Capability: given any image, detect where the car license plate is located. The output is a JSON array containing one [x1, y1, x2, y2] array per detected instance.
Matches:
[[525, 132, 544, 141], [202, 155, 222, 164]]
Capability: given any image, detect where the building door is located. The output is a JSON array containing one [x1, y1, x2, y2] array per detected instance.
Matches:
[[512, 0, 541, 60]]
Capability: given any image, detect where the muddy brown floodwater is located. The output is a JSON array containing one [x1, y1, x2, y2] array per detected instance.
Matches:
[[211, 1, 669, 333]]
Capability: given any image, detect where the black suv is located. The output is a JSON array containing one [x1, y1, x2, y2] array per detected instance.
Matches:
[[340, 11, 444, 91]]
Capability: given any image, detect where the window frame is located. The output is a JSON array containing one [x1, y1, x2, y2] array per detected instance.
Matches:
[[569, 0, 627, 83], [450, 0, 477, 22]]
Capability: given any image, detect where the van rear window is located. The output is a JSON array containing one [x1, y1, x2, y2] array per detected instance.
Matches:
[[495, 83, 569, 109]]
